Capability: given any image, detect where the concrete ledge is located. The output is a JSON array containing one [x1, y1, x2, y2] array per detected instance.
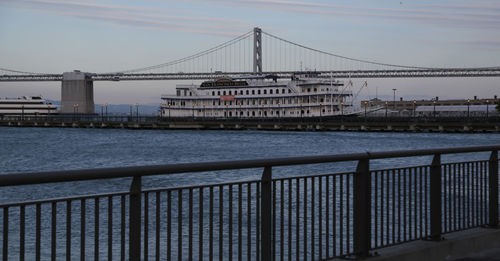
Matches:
[[365, 228, 500, 261]]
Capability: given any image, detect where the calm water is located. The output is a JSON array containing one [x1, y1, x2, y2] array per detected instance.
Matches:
[[1, 127, 500, 260], [1, 127, 499, 201]]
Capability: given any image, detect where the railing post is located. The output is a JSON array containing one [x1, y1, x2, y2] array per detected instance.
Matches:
[[354, 158, 370, 257], [129, 176, 142, 261], [261, 166, 272, 261], [489, 150, 498, 228], [430, 154, 442, 241]]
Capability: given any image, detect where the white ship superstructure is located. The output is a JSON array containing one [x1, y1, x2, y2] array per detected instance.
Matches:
[[161, 73, 354, 118], [0, 96, 57, 116]]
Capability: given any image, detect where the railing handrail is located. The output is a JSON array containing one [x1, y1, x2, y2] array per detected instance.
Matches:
[[1, 145, 499, 187]]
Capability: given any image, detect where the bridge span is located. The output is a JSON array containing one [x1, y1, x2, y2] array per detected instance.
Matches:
[[2, 67, 500, 82]]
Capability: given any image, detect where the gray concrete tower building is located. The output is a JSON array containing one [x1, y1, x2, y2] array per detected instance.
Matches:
[[61, 71, 94, 114]]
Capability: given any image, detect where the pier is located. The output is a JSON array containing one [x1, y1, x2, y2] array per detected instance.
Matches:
[[1, 115, 500, 133]]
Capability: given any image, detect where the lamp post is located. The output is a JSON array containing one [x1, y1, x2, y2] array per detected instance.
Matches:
[[135, 103, 139, 122], [319, 101, 322, 121], [105, 103, 108, 121], [364, 101, 368, 118], [278, 101, 281, 119], [392, 88, 397, 110], [168, 103, 171, 119], [486, 100, 489, 119], [413, 100, 416, 119], [73, 104, 76, 121], [75, 104, 79, 121], [385, 101, 388, 118], [433, 100, 436, 118], [129, 104, 133, 119], [467, 99, 470, 119], [300, 103, 303, 121]]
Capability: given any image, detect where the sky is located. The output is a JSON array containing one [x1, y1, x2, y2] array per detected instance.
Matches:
[[0, 0, 499, 105]]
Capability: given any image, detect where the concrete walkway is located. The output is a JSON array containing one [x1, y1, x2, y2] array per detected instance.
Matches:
[[349, 228, 500, 261]]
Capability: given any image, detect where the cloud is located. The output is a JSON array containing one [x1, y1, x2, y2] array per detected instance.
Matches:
[[208, 0, 500, 30], [0, 0, 251, 36]]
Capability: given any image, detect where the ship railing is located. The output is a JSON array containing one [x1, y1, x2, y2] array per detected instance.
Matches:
[[1, 145, 499, 260]]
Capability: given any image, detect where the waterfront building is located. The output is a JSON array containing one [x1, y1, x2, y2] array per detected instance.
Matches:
[[362, 95, 499, 115], [160, 73, 356, 118]]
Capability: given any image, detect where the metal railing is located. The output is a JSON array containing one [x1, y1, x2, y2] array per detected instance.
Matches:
[[1, 145, 499, 260]]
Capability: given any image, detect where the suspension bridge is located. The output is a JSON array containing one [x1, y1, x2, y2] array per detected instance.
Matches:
[[1, 27, 499, 113]]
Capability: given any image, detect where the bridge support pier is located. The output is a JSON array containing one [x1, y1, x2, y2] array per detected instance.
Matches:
[[61, 71, 94, 114]]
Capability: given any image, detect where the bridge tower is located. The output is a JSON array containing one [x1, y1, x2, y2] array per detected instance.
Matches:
[[61, 71, 94, 114], [253, 27, 262, 74]]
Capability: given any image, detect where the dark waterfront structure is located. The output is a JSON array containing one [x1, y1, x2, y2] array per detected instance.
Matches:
[[1, 145, 499, 260], [1, 114, 500, 133]]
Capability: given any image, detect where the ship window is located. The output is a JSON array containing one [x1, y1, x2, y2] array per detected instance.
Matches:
[[223, 91, 226, 95], [240, 90, 243, 95], [314, 88, 317, 92], [218, 91, 221, 95], [307, 110, 310, 114], [270, 111, 273, 115], [240, 111, 243, 116], [288, 89, 291, 93], [282, 89, 285, 94], [212, 91, 215, 96], [218, 101, 221, 105], [213, 101, 215, 105], [276, 89, 279, 94], [252, 111, 255, 116], [252, 100, 255, 105], [184, 90, 187, 96], [307, 88, 311, 92], [270, 89, 273, 94], [276, 111, 279, 115], [264, 90, 267, 94], [246, 90, 249, 95], [230, 101, 232, 105], [320, 98, 324, 103], [189, 92, 192, 96], [252, 90, 255, 95], [258, 90, 261, 95], [229, 91, 231, 95], [176, 90, 181, 96]]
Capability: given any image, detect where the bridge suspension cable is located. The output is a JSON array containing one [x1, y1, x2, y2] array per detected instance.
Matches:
[[112, 30, 254, 74], [0, 67, 47, 75]]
